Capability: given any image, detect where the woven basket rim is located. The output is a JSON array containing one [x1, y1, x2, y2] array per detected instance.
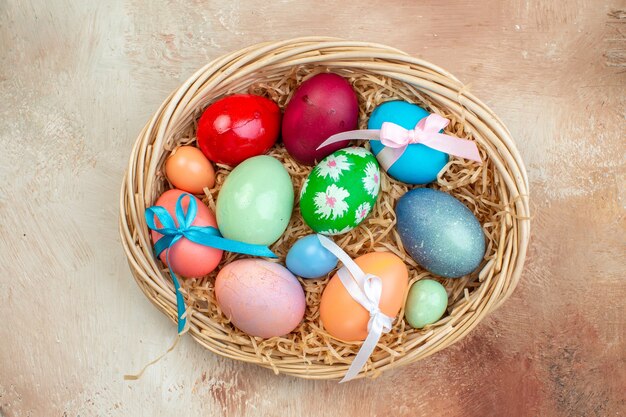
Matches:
[[119, 37, 531, 380]]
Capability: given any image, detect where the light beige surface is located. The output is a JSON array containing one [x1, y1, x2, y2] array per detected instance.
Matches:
[[1, 1, 624, 416]]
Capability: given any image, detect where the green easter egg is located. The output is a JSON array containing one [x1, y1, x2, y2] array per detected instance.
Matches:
[[216, 155, 294, 245], [300, 147, 380, 235], [405, 279, 448, 328]]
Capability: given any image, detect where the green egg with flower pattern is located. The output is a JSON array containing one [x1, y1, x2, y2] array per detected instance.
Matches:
[[299, 147, 380, 235]]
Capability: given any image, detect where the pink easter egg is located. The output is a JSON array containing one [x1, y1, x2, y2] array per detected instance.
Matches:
[[215, 259, 306, 338]]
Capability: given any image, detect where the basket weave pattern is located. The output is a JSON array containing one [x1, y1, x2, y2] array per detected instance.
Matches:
[[119, 37, 530, 380]]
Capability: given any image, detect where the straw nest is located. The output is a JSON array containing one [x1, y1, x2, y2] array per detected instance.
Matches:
[[119, 37, 530, 380]]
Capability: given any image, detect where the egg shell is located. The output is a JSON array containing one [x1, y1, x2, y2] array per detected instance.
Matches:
[[320, 252, 408, 341], [216, 155, 293, 245], [197, 94, 281, 167], [286, 235, 338, 279], [165, 146, 215, 194], [150, 189, 223, 278], [368, 101, 449, 185], [282, 73, 359, 165], [300, 147, 380, 235], [215, 259, 306, 338], [396, 188, 485, 278], [404, 279, 449, 328]]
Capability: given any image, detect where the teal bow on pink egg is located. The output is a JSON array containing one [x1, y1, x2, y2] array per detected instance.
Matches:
[[145, 193, 277, 333]]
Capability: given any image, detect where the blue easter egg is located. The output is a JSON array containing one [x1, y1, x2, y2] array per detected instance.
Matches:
[[368, 101, 449, 185], [396, 188, 485, 278], [286, 235, 338, 279]]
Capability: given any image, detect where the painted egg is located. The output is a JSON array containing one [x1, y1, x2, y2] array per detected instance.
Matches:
[[165, 146, 215, 194], [405, 279, 449, 328], [320, 252, 409, 341], [215, 259, 306, 338], [368, 101, 449, 185], [150, 189, 223, 277], [286, 235, 338, 279], [282, 73, 359, 165], [396, 188, 485, 278], [197, 94, 281, 167], [299, 147, 380, 235], [216, 155, 293, 246]]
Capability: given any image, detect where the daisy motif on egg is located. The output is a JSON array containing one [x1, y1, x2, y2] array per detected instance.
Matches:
[[300, 148, 381, 235], [300, 177, 310, 198], [362, 161, 380, 197], [315, 154, 351, 181], [354, 202, 372, 223], [342, 146, 371, 158], [319, 225, 354, 236], [313, 184, 350, 220]]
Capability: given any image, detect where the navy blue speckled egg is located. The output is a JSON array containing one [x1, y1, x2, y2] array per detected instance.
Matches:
[[396, 188, 485, 278]]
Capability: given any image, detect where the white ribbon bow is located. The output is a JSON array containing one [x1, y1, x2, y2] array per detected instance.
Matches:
[[317, 235, 393, 382]]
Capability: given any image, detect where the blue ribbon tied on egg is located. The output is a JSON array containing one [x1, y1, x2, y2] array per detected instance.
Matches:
[[145, 193, 277, 333]]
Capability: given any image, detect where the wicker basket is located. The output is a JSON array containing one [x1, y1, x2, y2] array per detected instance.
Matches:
[[119, 37, 530, 380]]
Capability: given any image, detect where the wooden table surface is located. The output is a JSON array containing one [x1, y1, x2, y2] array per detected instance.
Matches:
[[1, 1, 624, 416]]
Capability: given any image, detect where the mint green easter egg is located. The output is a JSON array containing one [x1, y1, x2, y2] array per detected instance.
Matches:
[[405, 279, 448, 328], [216, 156, 294, 245], [300, 147, 380, 235]]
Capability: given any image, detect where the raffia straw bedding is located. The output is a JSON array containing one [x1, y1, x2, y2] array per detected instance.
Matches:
[[120, 38, 530, 380]]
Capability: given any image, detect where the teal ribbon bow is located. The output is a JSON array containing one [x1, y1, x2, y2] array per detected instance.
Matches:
[[145, 193, 277, 333]]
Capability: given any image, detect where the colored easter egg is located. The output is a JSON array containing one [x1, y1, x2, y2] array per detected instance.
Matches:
[[405, 279, 449, 328], [286, 235, 338, 279], [320, 252, 409, 341], [396, 188, 485, 278], [150, 189, 223, 277], [197, 94, 281, 166], [282, 73, 359, 165], [215, 259, 306, 338], [165, 146, 215, 194], [216, 155, 293, 245], [300, 147, 380, 235], [368, 101, 449, 185]]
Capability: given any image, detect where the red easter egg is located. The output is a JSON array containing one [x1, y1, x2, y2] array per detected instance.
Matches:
[[196, 94, 281, 167], [150, 189, 223, 278]]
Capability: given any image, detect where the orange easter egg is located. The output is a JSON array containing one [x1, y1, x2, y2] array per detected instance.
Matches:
[[165, 146, 215, 194], [150, 189, 223, 277], [320, 252, 408, 341]]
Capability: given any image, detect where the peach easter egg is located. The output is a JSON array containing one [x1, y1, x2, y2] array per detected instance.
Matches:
[[320, 252, 408, 341], [165, 146, 215, 194]]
